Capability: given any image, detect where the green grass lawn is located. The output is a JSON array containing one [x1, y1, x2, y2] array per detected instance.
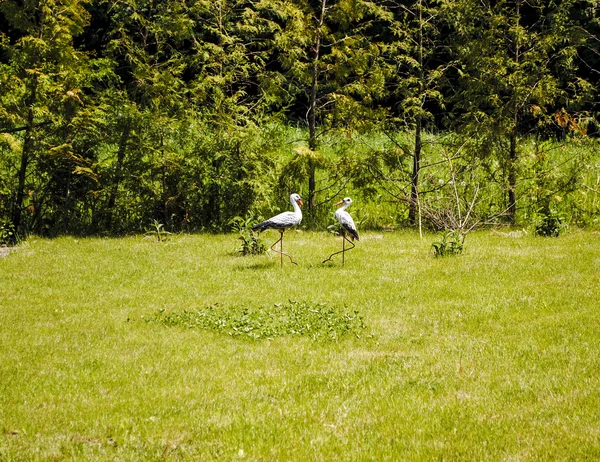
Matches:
[[1, 230, 599, 460]]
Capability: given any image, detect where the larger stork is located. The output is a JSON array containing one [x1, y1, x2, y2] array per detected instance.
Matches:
[[323, 197, 359, 265], [252, 193, 303, 266]]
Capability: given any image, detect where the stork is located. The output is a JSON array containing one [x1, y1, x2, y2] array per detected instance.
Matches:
[[252, 193, 303, 266], [323, 197, 359, 265]]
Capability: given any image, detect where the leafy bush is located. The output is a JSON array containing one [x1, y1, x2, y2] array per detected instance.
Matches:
[[144, 220, 172, 242], [0, 219, 16, 247], [148, 300, 366, 341], [230, 214, 267, 256], [534, 208, 567, 237], [431, 230, 465, 257]]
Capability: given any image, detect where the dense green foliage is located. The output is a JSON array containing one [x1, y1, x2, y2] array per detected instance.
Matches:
[[1, 0, 599, 241]]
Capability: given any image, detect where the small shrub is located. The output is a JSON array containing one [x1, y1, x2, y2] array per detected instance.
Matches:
[[144, 220, 171, 242], [534, 209, 567, 237], [230, 214, 267, 256], [432, 229, 464, 257], [0, 219, 16, 247], [326, 221, 342, 236]]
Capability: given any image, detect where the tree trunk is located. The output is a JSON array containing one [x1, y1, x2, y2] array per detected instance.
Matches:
[[307, 0, 326, 219], [12, 92, 37, 235], [60, 99, 77, 234], [507, 128, 518, 221], [409, 116, 422, 224], [160, 131, 169, 227], [106, 120, 131, 230], [12, 0, 51, 235], [408, 0, 424, 226], [162, 165, 169, 226], [61, 175, 71, 234], [507, 0, 521, 224]]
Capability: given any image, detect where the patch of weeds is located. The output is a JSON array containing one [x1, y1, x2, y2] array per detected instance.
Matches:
[[0, 219, 16, 247], [229, 214, 267, 256], [534, 208, 567, 237], [147, 300, 366, 341], [144, 220, 171, 242], [432, 229, 464, 257], [326, 221, 343, 236]]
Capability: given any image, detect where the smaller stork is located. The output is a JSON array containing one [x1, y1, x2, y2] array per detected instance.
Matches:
[[323, 197, 359, 265], [252, 193, 303, 266]]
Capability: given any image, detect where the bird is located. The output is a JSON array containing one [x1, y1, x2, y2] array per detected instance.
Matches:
[[252, 193, 303, 266], [323, 197, 359, 265]]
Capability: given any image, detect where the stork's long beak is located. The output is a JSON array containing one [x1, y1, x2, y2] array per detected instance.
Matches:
[[335, 200, 344, 206], [298, 199, 304, 207]]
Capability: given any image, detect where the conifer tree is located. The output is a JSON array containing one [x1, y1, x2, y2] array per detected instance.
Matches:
[[257, 0, 391, 220], [447, 0, 592, 222], [0, 0, 93, 236], [384, 0, 448, 224]]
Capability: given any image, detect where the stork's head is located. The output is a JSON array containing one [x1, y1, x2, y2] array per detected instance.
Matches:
[[291, 193, 303, 207], [335, 197, 352, 207]]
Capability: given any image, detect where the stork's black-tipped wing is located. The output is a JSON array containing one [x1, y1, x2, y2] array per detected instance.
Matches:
[[336, 210, 359, 241], [252, 211, 300, 231], [342, 222, 359, 241]]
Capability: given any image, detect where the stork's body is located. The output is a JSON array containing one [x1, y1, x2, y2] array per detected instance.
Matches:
[[252, 193, 303, 265], [323, 197, 359, 265], [334, 198, 359, 242]]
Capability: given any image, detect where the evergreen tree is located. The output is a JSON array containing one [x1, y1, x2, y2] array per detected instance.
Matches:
[[447, 0, 592, 222], [257, 0, 391, 221], [383, 0, 448, 224], [0, 0, 94, 236]]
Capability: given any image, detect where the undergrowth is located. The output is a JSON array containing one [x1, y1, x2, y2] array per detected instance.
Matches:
[[431, 229, 465, 257], [148, 300, 366, 341], [534, 208, 568, 237], [230, 214, 268, 255], [0, 219, 16, 246]]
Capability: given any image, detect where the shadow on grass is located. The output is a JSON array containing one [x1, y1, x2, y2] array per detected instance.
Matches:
[[313, 261, 360, 270], [234, 258, 362, 270], [235, 260, 278, 270]]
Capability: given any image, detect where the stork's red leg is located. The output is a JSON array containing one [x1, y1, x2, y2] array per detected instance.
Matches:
[[269, 230, 297, 266], [322, 231, 355, 264]]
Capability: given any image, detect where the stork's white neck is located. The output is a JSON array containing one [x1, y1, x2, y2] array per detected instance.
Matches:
[[290, 196, 302, 215], [338, 202, 350, 212]]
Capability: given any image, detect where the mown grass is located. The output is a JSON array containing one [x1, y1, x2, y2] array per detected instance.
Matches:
[[1, 230, 599, 460]]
